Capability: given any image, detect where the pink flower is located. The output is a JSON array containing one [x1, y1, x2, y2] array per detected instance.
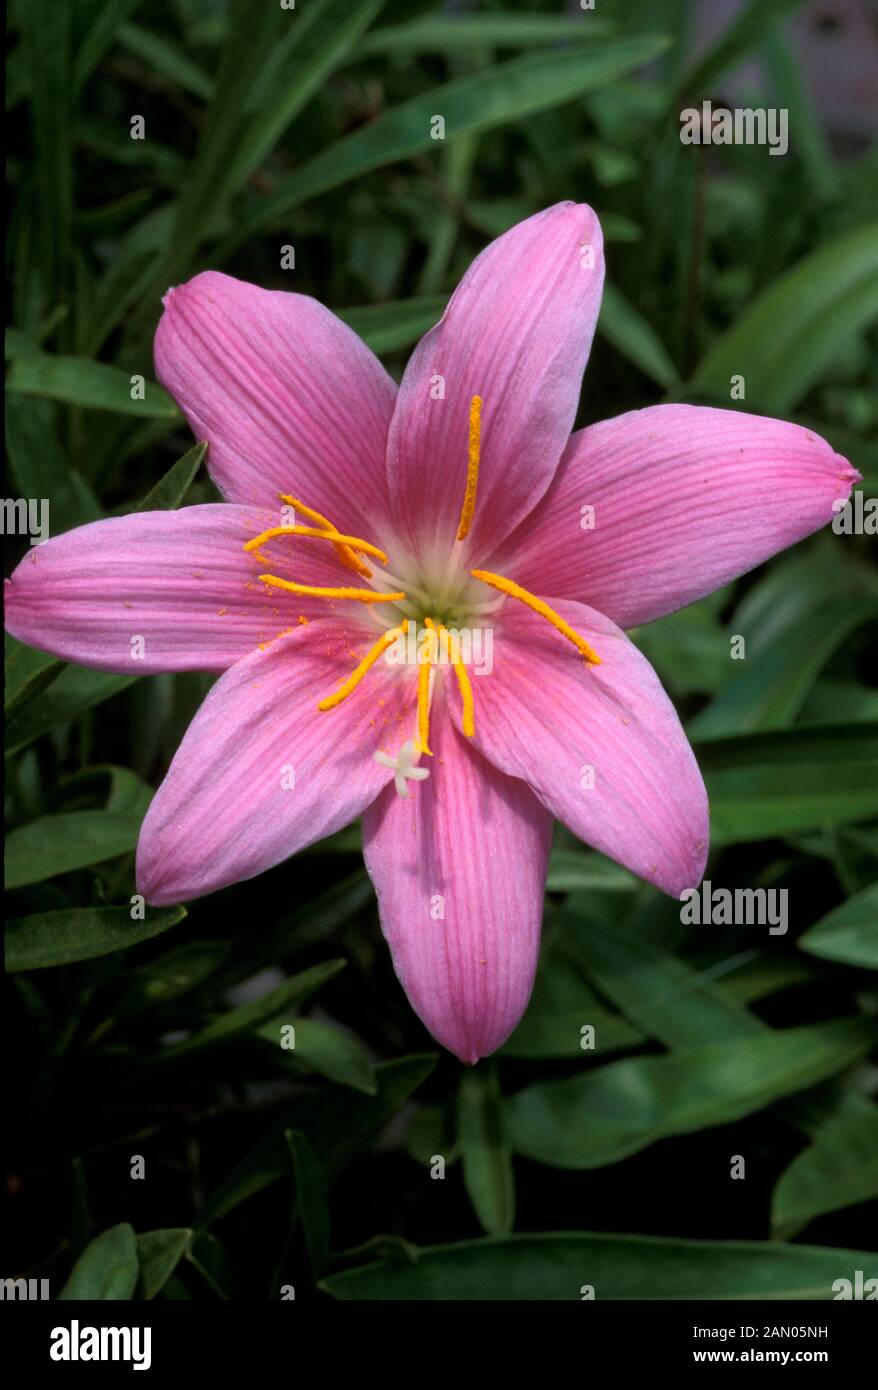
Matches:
[[5, 204, 859, 1063]]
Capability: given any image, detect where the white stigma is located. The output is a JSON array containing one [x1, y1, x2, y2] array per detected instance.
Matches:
[[374, 738, 430, 798]]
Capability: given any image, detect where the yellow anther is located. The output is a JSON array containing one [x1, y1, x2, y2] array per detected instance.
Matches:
[[470, 570, 601, 666], [278, 494, 372, 577], [244, 525, 388, 565], [426, 617, 475, 738], [258, 574, 406, 604], [318, 621, 408, 711], [416, 623, 438, 756], [455, 395, 482, 541]]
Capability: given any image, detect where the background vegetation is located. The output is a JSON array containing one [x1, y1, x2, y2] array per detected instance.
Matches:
[[4, 0, 877, 1300]]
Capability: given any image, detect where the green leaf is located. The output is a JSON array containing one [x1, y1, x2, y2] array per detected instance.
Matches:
[[321, 1231, 876, 1300], [337, 296, 446, 355], [121, 941, 230, 1011], [688, 598, 878, 738], [198, 1055, 436, 1225], [5, 664, 139, 756], [226, 36, 671, 240], [6, 353, 180, 418], [133, 441, 207, 511], [563, 907, 762, 1049], [117, 24, 213, 100], [772, 1111, 878, 1239], [19, 0, 73, 312], [500, 936, 643, 1061], [458, 1065, 515, 1236], [136, 1229, 193, 1300], [185, 1231, 232, 1299], [260, 1016, 377, 1095], [160, 960, 345, 1058], [358, 14, 615, 56], [286, 1130, 332, 1275], [6, 396, 103, 532], [57, 1223, 139, 1300], [4, 636, 64, 718], [5, 811, 145, 889], [694, 722, 878, 771], [705, 760, 878, 845], [546, 849, 638, 894], [692, 225, 878, 412], [6, 905, 186, 971], [505, 1018, 877, 1169], [598, 281, 679, 388], [799, 885, 878, 970]]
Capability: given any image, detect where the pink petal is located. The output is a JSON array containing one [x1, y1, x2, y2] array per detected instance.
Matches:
[[154, 272, 397, 539], [363, 696, 553, 1064], [386, 202, 604, 563], [492, 405, 861, 628], [454, 597, 708, 897], [3, 504, 348, 673], [137, 621, 415, 904]]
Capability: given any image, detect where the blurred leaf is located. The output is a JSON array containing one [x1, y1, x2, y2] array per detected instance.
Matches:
[[160, 960, 346, 1058], [505, 1018, 877, 1169], [458, 1065, 515, 1237], [692, 225, 878, 412], [5, 811, 145, 889], [359, 14, 615, 56], [262, 1016, 377, 1095], [772, 1110, 878, 1239], [547, 849, 639, 894], [136, 1228, 193, 1300], [598, 281, 679, 388], [198, 1055, 436, 1225], [117, 23, 213, 99], [73, 0, 144, 93], [287, 1130, 332, 1275], [321, 1230, 875, 1300], [6, 396, 102, 531], [6, 354, 180, 418], [185, 1231, 232, 1299], [166, 0, 385, 280], [688, 599, 878, 738], [20, 0, 73, 312], [4, 636, 64, 718], [133, 441, 206, 511], [5, 665, 139, 756], [799, 885, 878, 970], [121, 941, 230, 1012], [57, 1223, 138, 1300], [694, 722, 878, 770], [6, 905, 186, 971], [227, 36, 672, 240], [337, 296, 446, 354], [563, 908, 762, 1049], [501, 937, 643, 1061], [705, 761, 878, 845]]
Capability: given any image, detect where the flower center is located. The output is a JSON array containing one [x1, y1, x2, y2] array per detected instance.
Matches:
[[243, 395, 601, 792]]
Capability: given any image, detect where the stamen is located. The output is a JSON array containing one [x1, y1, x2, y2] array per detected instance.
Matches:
[[318, 621, 408, 711], [258, 574, 406, 604], [470, 570, 602, 665], [278, 494, 372, 577], [244, 525, 388, 565], [427, 617, 475, 738], [416, 624, 438, 756], [455, 395, 482, 541]]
